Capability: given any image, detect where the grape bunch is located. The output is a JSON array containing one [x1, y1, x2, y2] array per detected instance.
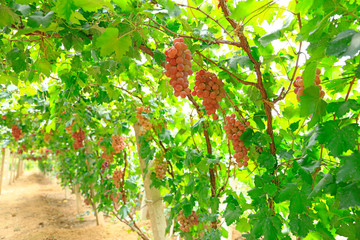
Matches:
[[65, 124, 73, 133], [72, 128, 85, 150], [101, 160, 110, 173], [164, 38, 193, 98], [224, 114, 250, 167], [192, 70, 225, 120], [154, 152, 167, 180], [135, 106, 152, 135], [176, 210, 199, 232], [294, 68, 325, 101], [113, 170, 124, 188], [84, 198, 91, 206], [112, 135, 126, 153], [1, 115, 6, 119], [11, 125, 22, 141]]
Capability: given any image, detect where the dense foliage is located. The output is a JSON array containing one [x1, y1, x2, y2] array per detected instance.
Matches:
[[1, 0, 360, 239]]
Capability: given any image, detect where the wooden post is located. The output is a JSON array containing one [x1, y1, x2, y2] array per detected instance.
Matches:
[[0, 148, 6, 195], [140, 191, 149, 220], [134, 123, 166, 240], [9, 152, 15, 184], [75, 184, 82, 215], [84, 144, 104, 226], [16, 157, 21, 180]]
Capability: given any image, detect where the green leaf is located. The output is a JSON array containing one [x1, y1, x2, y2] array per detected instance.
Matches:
[[302, 61, 317, 88], [327, 100, 360, 118], [317, 122, 359, 156], [157, 0, 181, 17], [355, 64, 360, 79], [290, 193, 306, 214], [326, 29, 356, 57], [0, 5, 18, 28], [28, 11, 54, 28], [96, 28, 119, 57], [228, 55, 252, 71], [257, 151, 276, 169], [337, 152, 360, 183], [114, 35, 132, 60], [224, 194, 242, 225], [159, 128, 171, 144], [337, 183, 360, 209], [55, 0, 75, 21], [299, 86, 327, 123], [37, 60, 52, 77], [113, 0, 132, 12], [276, 183, 298, 202], [289, 213, 314, 237], [259, 30, 281, 47], [74, 0, 112, 12], [308, 174, 334, 198], [6, 48, 27, 73]]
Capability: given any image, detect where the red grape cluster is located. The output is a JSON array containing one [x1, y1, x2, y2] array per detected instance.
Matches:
[[176, 210, 199, 232], [112, 135, 126, 153], [101, 160, 110, 173], [192, 70, 225, 120], [164, 38, 193, 98], [113, 170, 124, 189], [72, 128, 85, 150], [135, 106, 152, 135], [294, 68, 325, 101], [84, 198, 91, 206], [11, 125, 22, 141], [224, 114, 250, 167], [154, 152, 167, 180]]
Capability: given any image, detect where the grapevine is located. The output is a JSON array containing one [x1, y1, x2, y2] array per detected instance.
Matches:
[[176, 210, 199, 232], [224, 114, 250, 167], [164, 38, 193, 98], [192, 70, 225, 120], [294, 68, 325, 101]]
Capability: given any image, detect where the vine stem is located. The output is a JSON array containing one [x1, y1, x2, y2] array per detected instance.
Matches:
[[145, 18, 241, 48], [345, 74, 357, 101], [187, 94, 217, 229], [176, 3, 235, 41], [195, 51, 256, 86]]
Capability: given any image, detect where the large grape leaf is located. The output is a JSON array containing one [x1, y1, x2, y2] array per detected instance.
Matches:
[[317, 122, 359, 156], [337, 152, 360, 183]]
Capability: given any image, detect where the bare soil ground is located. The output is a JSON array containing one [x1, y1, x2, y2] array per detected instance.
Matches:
[[0, 171, 141, 240]]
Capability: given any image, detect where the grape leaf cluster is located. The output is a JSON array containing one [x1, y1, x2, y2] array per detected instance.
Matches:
[[165, 38, 193, 98], [176, 210, 199, 232], [135, 106, 152, 135], [294, 68, 325, 101], [192, 70, 225, 120], [224, 114, 250, 167], [11, 125, 22, 141], [72, 128, 85, 150]]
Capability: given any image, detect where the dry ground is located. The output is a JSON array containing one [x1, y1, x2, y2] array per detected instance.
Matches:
[[0, 171, 141, 240]]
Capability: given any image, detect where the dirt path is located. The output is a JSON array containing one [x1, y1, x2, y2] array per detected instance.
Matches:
[[0, 171, 140, 240]]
